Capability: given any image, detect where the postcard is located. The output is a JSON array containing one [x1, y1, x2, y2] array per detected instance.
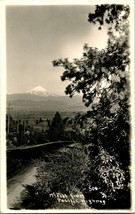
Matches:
[[0, 0, 134, 213]]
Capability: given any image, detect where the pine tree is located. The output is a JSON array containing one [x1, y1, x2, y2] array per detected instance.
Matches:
[[48, 112, 64, 141]]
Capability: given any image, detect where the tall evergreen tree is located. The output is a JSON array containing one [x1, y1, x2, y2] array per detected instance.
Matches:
[[48, 112, 64, 141]]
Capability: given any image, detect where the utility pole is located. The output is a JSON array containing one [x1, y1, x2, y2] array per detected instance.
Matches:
[[7, 102, 12, 134], [16, 114, 19, 134], [23, 120, 26, 133]]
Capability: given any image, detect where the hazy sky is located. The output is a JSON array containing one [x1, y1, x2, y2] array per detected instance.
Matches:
[[6, 5, 108, 95]]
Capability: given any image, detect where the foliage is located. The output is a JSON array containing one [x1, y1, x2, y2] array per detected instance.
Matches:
[[48, 112, 64, 141], [88, 147, 125, 195], [97, 150, 125, 195], [52, 31, 130, 109], [88, 4, 130, 31], [52, 4, 130, 109], [52, 4, 130, 208], [6, 115, 16, 133], [13, 184, 55, 209], [13, 145, 90, 209], [35, 145, 90, 194], [82, 146, 130, 209]]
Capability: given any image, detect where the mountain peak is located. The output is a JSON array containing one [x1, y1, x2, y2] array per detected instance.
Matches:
[[26, 86, 57, 97], [28, 86, 47, 92]]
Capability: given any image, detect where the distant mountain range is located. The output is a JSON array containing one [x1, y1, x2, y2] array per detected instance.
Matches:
[[7, 86, 88, 112]]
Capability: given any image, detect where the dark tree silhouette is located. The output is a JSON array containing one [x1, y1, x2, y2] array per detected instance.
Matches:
[[48, 112, 64, 141]]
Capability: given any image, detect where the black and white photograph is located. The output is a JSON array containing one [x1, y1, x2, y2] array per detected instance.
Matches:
[[0, 0, 134, 212]]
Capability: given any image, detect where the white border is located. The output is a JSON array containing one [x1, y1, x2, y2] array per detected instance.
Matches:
[[0, 2, 7, 213], [0, 0, 133, 5], [0, 0, 134, 213], [130, 0, 135, 211]]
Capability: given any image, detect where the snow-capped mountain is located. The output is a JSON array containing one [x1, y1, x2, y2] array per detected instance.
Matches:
[[26, 86, 57, 97], [7, 86, 88, 112]]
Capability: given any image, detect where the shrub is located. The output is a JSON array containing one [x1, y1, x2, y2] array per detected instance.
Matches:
[[82, 146, 130, 209], [35, 144, 90, 195], [13, 144, 90, 209]]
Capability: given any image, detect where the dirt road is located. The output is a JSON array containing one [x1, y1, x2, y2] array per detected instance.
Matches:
[[7, 163, 37, 208]]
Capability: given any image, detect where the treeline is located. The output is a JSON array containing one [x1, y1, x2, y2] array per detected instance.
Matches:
[[6, 111, 75, 147]]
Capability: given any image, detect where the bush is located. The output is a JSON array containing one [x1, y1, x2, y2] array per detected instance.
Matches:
[[13, 184, 55, 209], [13, 144, 90, 209], [35, 144, 90, 194], [82, 146, 130, 209]]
